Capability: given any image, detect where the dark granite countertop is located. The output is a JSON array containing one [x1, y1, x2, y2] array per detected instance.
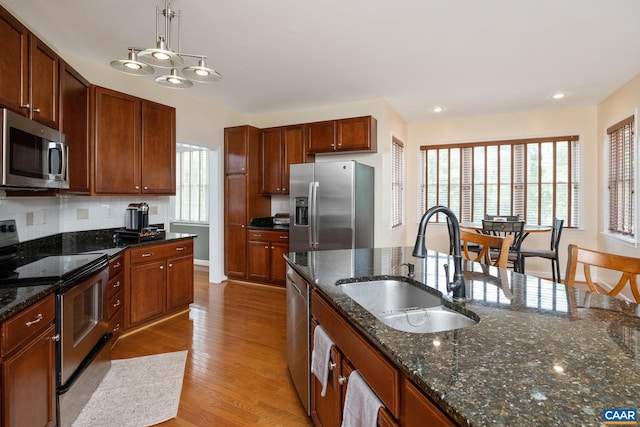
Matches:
[[0, 230, 196, 323], [285, 247, 640, 427]]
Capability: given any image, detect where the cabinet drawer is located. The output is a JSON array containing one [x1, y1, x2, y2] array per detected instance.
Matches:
[[107, 271, 124, 299], [110, 306, 124, 341], [312, 291, 400, 417], [109, 255, 124, 279], [108, 288, 124, 320], [129, 240, 193, 264], [247, 230, 289, 243], [1, 294, 55, 357]]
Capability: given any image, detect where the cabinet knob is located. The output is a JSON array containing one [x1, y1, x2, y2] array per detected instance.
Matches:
[[277, 188, 281, 191], [33, 107, 41, 113], [329, 362, 336, 371], [51, 333, 61, 342], [160, 265, 164, 270], [169, 263, 173, 268], [143, 186, 148, 190], [338, 376, 348, 385], [264, 245, 269, 249], [135, 186, 140, 190], [20, 103, 30, 109]]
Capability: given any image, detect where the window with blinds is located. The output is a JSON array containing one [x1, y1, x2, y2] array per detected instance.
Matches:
[[392, 137, 405, 228], [607, 115, 635, 237], [175, 143, 209, 223], [419, 136, 580, 227]]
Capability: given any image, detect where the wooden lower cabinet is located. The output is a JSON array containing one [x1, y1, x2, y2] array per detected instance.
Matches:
[[126, 240, 194, 329], [0, 294, 56, 427], [247, 230, 288, 285], [401, 379, 456, 427]]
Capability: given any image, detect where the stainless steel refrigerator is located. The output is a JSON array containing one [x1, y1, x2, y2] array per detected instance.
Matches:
[[289, 160, 374, 252]]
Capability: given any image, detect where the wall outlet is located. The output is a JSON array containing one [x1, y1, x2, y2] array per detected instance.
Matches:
[[26, 212, 34, 226], [150, 205, 158, 215], [77, 208, 89, 220]]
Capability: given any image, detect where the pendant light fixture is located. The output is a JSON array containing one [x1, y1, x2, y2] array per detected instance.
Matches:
[[110, 0, 221, 88]]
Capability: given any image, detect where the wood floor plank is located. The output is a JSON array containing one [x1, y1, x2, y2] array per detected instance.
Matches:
[[111, 270, 312, 426]]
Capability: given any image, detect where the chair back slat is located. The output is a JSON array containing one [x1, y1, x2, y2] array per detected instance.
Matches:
[[565, 244, 640, 303]]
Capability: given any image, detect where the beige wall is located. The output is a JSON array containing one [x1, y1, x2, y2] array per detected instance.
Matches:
[[406, 105, 599, 277]]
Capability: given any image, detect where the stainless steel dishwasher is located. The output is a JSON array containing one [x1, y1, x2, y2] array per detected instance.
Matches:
[[286, 263, 310, 415]]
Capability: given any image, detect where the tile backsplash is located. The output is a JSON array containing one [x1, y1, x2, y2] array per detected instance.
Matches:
[[0, 194, 171, 242]]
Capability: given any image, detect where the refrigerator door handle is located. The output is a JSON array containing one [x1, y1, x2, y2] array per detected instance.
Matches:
[[310, 182, 319, 248], [308, 182, 314, 248]]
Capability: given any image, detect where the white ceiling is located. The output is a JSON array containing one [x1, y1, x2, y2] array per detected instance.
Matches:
[[4, 0, 640, 123]]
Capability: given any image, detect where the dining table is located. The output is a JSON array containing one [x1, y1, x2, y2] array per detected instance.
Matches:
[[460, 221, 552, 236]]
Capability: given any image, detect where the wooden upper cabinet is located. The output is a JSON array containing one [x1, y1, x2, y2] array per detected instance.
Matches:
[[141, 100, 176, 194], [92, 86, 176, 195], [261, 124, 311, 194], [308, 116, 377, 154], [225, 126, 249, 174], [60, 61, 90, 194], [29, 36, 59, 129], [93, 86, 141, 194], [0, 7, 59, 128]]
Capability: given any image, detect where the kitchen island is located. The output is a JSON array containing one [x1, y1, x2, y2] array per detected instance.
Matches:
[[285, 247, 640, 426]]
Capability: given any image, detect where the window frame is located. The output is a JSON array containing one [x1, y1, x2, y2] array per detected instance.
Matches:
[[174, 143, 210, 224], [391, 136, 405, 228], [605, 113, 637, 244], [419, 135, 580, 227]]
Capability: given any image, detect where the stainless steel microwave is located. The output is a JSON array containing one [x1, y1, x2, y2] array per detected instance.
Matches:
[[0, 108, 69, 189]]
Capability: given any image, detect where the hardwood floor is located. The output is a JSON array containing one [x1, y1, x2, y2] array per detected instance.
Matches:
[[111, 270, 312, 426]]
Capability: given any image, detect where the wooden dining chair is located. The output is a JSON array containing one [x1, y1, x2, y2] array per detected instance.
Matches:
[[564, 244, 640, 303], [519, 218, 564, 282], [460, 230, 514, 269], [481, 220, 526, 272]]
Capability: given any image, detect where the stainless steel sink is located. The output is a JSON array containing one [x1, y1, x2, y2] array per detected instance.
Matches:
[[337, 278, 478, 334]]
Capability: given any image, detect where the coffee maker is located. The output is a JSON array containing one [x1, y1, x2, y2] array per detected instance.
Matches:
[[125, 202, 149, 231]]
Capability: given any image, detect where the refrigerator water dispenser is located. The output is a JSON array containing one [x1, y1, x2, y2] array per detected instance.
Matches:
[[294, 197, 309, 225]]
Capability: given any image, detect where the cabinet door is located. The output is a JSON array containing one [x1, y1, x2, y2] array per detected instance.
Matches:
[[0, 8, 28, 116], [282, 125, 307, 193], [129, 260, 166, 326], [93, 87, 141, 194], [401, 379, 456, 427], [2, 324, 56, 427], [307, 120, 336, 153], [60, 62, 90, 193], [261, 128, 283, 194], [336, 116, 375, 152], [248, 241, 270, 282], [166, 254, 194, 311], [270, 242, 289, 285], [29, 36, 59, 129], [311, 340, 342, 427], [141, 100, 176, 194], [225, 223, 247, 278], [225, 126, 248, 174]]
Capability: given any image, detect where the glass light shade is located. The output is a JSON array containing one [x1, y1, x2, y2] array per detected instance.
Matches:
[[110, 51, 154, 76], [182, 58, 222, 83], [155, 69, 193, 88]]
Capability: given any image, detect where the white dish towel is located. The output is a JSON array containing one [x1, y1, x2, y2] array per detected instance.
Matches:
[[310, 325, 335, 397], [341, 370, 383, 427]]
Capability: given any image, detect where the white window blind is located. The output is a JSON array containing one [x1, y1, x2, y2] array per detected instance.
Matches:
[[391, 137, 405, 228], [175, 143, 209, 222], [419, 136, 580, 227], [607, 115, 635, 237]]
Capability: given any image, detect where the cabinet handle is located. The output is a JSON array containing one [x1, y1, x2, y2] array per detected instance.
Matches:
[[338, 375, 348, 385], [113, 261, 121, 268], [113, 300, 121, 308], [20, 103, 30, 109], [113, 280, 121, 288], [142, 253, 154, 257], [33, 107, 41, 113], [113, 324, 121, 332], [279, 235, 288, 239], [25, 313, 43, 327], [169, 263, 173, 268], [176, 247, 186, 251], [329, 362, 336, 371], [253, 234, 262, 238], [51, 333, 60, 342]]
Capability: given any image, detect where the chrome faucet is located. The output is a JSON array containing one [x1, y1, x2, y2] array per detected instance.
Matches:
[[412, 205, 466, 300]]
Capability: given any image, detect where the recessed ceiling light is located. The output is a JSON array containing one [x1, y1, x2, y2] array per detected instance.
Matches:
[[432, 106, 444, 113], [551, 93, 566, 100]]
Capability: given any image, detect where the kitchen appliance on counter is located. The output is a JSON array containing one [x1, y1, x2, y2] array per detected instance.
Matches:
[[289, 161, 374, 252], [0, 108, 69, 189], [0, 219, 111, 427], [125, 202, 149, 231], [273, 213, 290, 228]]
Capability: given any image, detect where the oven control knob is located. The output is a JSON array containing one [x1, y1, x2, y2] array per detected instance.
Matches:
[[7, 224, 15, 232], [0, 225, 6, 232]]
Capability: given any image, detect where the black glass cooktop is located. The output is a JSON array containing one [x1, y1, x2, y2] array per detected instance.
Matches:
[[0, 253, 107, 286]]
